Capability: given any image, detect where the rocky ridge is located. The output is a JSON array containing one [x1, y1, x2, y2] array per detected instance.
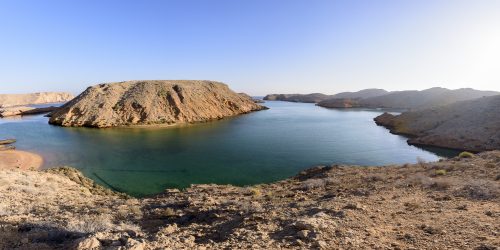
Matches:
[[49, 80, 267, 128], [374, 95, 500, 152], [0, 151, 498, 249]]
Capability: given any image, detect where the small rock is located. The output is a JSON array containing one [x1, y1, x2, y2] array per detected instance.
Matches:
[[125, 238, 145, 250], [343, 203, 359, 210], [162, 224, 178, 234], [297, 230, 310, 240], [75, 237, 101, 250]]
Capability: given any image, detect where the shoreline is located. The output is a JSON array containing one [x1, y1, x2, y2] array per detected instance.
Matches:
[[0, 150, 43, 170]]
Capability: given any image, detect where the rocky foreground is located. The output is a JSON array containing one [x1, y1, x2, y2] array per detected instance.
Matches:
[[0, 152, 498, 249], [374, 95, 500, 152], [49, 80, 267, 128]]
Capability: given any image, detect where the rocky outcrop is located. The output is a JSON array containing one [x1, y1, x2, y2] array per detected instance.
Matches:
[[0, 92, 74, 107], [263, 93, 331, 103], [49, 80, 267, 128], [1, 151, 499, 249], [374, 95, 500, 152]]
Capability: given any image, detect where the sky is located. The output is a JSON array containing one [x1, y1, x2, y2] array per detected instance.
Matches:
[[0, 0, 499, 95]]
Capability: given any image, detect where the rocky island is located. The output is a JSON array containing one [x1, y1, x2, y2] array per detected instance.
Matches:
[[49, 80, 267, 128], [374, 95, 500, 152]]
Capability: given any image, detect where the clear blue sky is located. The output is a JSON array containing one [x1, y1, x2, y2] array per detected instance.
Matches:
[[1, 0, 499, 95]]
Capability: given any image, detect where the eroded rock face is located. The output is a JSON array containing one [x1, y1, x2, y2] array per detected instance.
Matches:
[[374, 95, 500, 152], [49, 80, 267, 128], [0, 92, 74, 107]]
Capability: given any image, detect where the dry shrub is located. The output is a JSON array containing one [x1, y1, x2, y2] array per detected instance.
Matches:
[[365, 174, 384, 182], [404, 174, 454, 190], [458, 151, 474, 158], [430, 179, 453, 191], [66, 214, 114, 234], [300, 178, 336, 190], [454, 180, 498, 200]]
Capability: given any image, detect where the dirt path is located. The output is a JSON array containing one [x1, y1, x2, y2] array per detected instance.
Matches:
[[0, 150, 43, 170]]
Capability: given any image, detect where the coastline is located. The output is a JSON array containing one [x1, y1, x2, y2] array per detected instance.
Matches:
[[0, 150, 43, 170]]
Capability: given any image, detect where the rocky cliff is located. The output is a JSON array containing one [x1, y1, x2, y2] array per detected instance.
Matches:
[[0, 92, 74, 107], [49, 80, 267, 128], [374, 95, 500, 152]]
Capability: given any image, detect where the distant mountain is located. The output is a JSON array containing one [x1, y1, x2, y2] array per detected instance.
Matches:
[[374, 95, 500, 152], [316, 89, 388, 108], [317, 87, 498, 110], [331, 88, 388, 99], [263, 93, 331, 103], [360, 87, 499, 110], [263, 89, 388, 104], [0, 92, 74, 108]]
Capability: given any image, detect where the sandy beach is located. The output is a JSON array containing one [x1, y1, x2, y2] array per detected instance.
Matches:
[[0, 150, 43, 170]]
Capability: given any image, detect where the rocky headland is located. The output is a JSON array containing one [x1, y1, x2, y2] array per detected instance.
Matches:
[[0, 151, 498, 249], [374, 95, 500, 152], [0, 106, 60, 118], [0, 92, 74, 117], [49, 80, 267, 128], [0, 92, 74, 108]]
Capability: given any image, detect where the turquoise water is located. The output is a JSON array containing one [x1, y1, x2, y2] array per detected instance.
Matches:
[[0, 101, 457, 196]]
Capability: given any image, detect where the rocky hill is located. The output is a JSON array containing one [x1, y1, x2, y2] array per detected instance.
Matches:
[[360, 87, 498, 110], [49, 80, 267, 128], [1, 151, 498, 249], [374, 95, 500, 152], [263, 93, 331, 103], [0, 92, 74, 108]]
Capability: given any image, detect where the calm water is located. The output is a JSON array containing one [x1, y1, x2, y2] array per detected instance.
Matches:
[[0, 101, 457, 196]]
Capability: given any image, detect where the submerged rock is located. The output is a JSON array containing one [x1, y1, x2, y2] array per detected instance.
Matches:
[[49, 80, 268, 128]]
